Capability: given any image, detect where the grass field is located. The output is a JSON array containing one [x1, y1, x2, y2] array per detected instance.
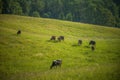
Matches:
[[0, 14, 120, 80]]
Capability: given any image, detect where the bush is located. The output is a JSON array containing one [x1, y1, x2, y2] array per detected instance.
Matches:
[[32, 11, 40, 17]]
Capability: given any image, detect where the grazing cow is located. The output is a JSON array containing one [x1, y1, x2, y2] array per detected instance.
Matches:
[[57, 37, 61, 42], [50, 36, 56, 40], [89, 40, 96, 45], [50, 59, 62, 69], [17, 30, 21, 35], [91, 46, 95, 51], [58, 36, 64, 42], [78, 40, 82, 45]]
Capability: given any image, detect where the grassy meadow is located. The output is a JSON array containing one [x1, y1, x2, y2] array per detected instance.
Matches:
[[0, 14, 120, 80]]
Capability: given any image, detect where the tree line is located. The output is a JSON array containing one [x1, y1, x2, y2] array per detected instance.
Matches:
[[0, 0, 120, 28]]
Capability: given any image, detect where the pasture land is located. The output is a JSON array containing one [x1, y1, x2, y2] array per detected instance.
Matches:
[[0, 14, 120, 80]]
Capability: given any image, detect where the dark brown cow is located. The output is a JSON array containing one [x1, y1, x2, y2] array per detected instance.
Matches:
[[78, 40, 82, 45], [91, 46, 95, 51], [50, 36, 56, 40], [57, 37, 61, 42], [58, 36, 64, 42], [17, 30, 21, 35], [89, 40, 96, 45], [50, 59, 62, 69]]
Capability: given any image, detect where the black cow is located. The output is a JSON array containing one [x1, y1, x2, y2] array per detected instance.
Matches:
[[50, 59, 62, 69], [17, 30, 21, 35], [58, 36, 64, 42], [89, 40, 96, 45], [50, 36, 56, 40], [91, 46, 95, 51], [57, 37, 61, 42], [78, 40, 82, 45]]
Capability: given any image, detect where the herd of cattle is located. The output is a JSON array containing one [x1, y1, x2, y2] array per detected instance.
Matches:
[[50, 35, 96, 51], [17, 30, 96, 69], [50, 36, 64, 42], [49, 35, 96, 69]]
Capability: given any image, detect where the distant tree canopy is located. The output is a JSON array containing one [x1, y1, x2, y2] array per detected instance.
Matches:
[[0, 0, 120, 28]]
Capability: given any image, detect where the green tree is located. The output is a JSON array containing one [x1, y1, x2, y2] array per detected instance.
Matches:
[[95, 8, 116, 27], [0, 0, 2, 13], [9, 1, 23, 15], [32, 11, 40, 17], [18, 0, 31, 16], [58, 12, 65, 20], [30, 0, 45, 16], [66, 13, 73, 21], [1, 0, 12, 14], [43, 12, 51, 18]]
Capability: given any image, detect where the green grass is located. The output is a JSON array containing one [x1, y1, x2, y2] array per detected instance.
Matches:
[[0, 14, 120, 80]]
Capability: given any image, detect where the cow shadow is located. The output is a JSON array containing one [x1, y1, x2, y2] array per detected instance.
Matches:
[[84, 46, 90, 48], [72, 44, 81, 47], [46, 40, 59, 43]]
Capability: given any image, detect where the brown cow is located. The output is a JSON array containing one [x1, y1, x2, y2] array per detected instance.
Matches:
[[17, 30, 21, 35], [58, 36, 64, 42], [50, 36, 56, 40], [78, 40, 82, 45]]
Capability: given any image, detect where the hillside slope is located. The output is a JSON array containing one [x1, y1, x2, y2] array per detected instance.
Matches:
[[0, 14, 120, 80]]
